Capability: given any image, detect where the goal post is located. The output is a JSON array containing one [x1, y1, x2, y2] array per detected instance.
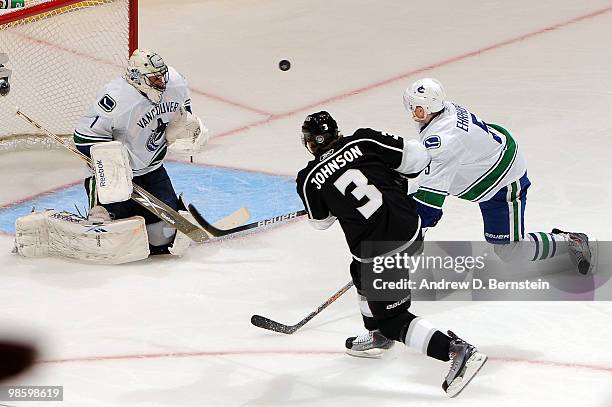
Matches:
[[0, 0, 138, 150]]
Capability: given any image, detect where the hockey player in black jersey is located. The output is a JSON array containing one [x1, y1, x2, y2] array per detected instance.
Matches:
[[296, 111, 487, 397]]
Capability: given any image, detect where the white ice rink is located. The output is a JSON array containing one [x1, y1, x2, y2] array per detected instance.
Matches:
[[2, 0, 612, 405]]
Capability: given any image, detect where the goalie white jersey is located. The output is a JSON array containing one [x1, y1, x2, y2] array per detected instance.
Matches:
[[412, 101, 527, 208], [74, 66, 191, 176]]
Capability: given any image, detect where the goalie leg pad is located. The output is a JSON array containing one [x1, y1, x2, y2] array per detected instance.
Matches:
[[91, 141, 133, 204], [15, 210, 149, 264], [14, 211, 50, 258]]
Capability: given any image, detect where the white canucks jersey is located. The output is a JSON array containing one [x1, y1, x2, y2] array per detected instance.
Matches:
[[412, 101, 527, 209], [74, 66, 191, 176]]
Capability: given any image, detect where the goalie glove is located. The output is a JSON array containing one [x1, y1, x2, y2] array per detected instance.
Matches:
[[166, 107, 209, 153]]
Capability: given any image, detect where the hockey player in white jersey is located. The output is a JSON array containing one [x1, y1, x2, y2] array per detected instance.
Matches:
[[14, 49, 209, 263], [71, 49, 208, 257], [402, 78, 592, 273]]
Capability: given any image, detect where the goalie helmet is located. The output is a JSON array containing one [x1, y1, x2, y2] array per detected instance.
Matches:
[[402, 78, 446, 116], [124, 49, 169, 104], [301, 111, 341, 155]]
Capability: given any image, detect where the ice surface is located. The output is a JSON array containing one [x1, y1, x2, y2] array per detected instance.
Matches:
[[1, 0, 611, 405]]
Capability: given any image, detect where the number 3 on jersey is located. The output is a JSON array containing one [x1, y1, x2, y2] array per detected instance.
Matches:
[[333, 169, 382, 219]]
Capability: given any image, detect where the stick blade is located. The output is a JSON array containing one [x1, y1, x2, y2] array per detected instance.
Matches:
[[188, 204, 250, 237], [213, 207, 250, 229], [250, 314, 297, 335]]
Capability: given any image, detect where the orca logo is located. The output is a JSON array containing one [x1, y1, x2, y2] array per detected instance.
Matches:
[[424, 135, 441, 149], [417, 85, 426, 94], [98, 94, 116, 112], [146, 118, 168, 152], [315, 135, 325, 144]]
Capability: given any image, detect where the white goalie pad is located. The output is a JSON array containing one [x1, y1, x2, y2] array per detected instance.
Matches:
[[91, 141, 133, 204], [166, 108, 209, 153], [14, 210, 149, 265]]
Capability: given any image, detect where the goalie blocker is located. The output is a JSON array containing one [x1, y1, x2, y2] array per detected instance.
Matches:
[[90, 141, 133, 204]]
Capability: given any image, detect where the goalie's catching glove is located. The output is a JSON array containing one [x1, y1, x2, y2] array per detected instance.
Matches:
[[166, 107, 209, 153]]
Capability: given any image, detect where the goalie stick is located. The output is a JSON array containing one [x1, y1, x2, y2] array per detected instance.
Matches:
[[15, 109, 245, 244], [251, 280, 354, 334], [188, 204, 307, 237]]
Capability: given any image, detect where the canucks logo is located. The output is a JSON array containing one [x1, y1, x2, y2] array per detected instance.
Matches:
[[424, 135, 441, 149], [146, 118, 168, 152], [417, 85, 426, 94], [98, 94, 116, 112]]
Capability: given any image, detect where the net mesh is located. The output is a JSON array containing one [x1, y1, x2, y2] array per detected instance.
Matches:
[[0, 0, 133, 151]]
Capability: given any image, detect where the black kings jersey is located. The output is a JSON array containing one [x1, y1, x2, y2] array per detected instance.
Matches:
[[296, 128, 429, 261]]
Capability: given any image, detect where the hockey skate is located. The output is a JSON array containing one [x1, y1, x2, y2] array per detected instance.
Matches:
[[345, 330, 394, 358], [552, 228, 593, 275], [442, 331, 487, 397]]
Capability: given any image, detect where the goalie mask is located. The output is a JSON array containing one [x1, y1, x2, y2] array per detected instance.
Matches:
[[125, 49, 169, 104], [301, 111, 341, 155]]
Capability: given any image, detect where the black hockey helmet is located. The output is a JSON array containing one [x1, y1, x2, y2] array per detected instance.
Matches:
[[301, 111, 341, 155]]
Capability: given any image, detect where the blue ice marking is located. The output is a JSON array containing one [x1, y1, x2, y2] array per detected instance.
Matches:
[[0, 162, 303, 234]]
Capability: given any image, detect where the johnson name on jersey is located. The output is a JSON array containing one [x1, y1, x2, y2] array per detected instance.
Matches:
[[297, 128, 428, 261], [412, 101, 527, 215], [74, 66, 191, 176]]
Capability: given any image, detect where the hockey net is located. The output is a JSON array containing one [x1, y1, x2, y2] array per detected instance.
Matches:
[[0, 0, 137, 152]]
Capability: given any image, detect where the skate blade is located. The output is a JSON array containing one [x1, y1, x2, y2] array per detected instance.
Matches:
[[445, 352, 488, 398], [345, 346, 392, 359]]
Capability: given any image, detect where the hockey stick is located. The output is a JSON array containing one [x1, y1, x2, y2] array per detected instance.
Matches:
[[251, 280, 354, 334], [178, 194, 251, 235], [16, 109, 222, 243], [188, 204, 306, 237]]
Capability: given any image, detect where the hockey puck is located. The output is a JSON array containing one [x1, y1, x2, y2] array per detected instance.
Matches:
[[279, 60, 291, 71]]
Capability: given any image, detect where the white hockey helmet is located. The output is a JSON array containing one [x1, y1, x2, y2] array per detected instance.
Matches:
[[402, 78, 446, 116], [125, 49, 169, 104]]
